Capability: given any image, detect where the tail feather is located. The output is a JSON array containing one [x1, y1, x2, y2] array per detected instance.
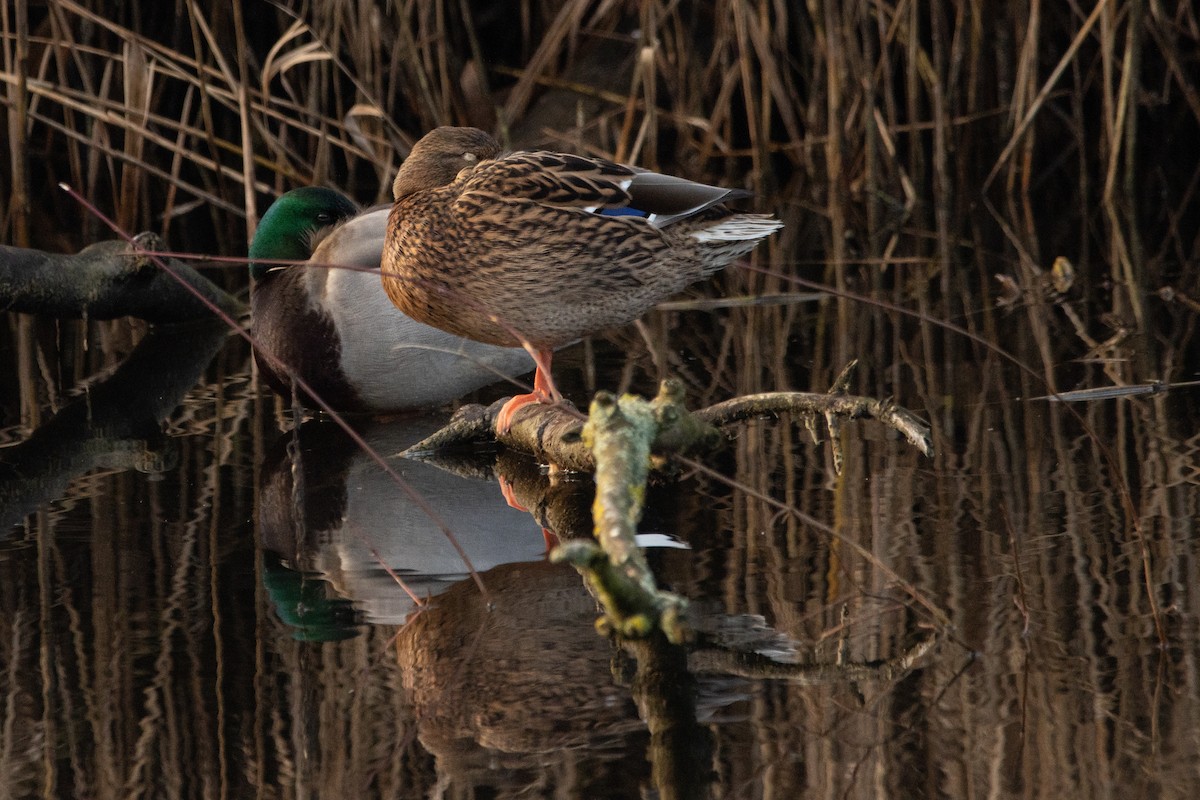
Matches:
[[690, 214, 783, 244]]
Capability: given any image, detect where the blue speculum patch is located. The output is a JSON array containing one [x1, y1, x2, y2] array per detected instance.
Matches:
[[599, 206, 650, 218]]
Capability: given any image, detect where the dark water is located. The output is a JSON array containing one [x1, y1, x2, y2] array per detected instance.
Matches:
[[2, 280, 1198, 798]]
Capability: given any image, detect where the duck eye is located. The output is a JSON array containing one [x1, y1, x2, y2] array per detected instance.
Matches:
[[462, 152, 477, 163], [315, 211, 335, 224]]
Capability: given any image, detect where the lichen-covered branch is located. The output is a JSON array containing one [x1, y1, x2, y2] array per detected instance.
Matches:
[[551, 386, 695, 643], [0, 233, 244, 323], [401, 370, 933, 643]]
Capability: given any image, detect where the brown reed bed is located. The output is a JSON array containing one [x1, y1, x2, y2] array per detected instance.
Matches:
[[1, 2, 1195, 321], [3, 8, 1200, 797]]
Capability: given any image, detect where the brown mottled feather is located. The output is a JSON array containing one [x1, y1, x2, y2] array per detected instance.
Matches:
[[460, 152, 635, 210], [381, 126, 781, 349]]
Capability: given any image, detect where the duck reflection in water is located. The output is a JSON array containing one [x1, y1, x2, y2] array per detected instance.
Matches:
[[257, 416, 551, 639], [257, 413, 695, 640], [257, 419, 714, 795], [255, 415, 791, 797]]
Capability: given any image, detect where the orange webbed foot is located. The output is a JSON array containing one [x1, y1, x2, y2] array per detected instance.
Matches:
[[495, 351, 560, 434], [495, 392, 545, 434]]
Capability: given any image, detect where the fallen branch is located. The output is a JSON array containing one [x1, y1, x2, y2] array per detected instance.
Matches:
[[697, 391, 933, 459], [404, 367, 933, 472], [403, 398, 597, 472], [0, 233, 244, 322]]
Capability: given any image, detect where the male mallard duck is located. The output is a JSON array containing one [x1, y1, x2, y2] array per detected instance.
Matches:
[[249, 187, 533, 411], [380, 126, 782, 431]]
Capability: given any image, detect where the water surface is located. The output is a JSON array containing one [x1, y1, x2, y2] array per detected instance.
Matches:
[[2, 283, 1197, 798]]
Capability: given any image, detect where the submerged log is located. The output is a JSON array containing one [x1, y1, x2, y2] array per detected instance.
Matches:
[[0, 233, 244, 323]]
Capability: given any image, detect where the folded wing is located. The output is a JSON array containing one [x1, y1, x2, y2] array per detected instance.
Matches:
[[459, 151, 750, 228]]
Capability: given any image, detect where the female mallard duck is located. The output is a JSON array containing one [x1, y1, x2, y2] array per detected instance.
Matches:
[[249, 187, 533, 411], [381, 126, 782, 431]]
